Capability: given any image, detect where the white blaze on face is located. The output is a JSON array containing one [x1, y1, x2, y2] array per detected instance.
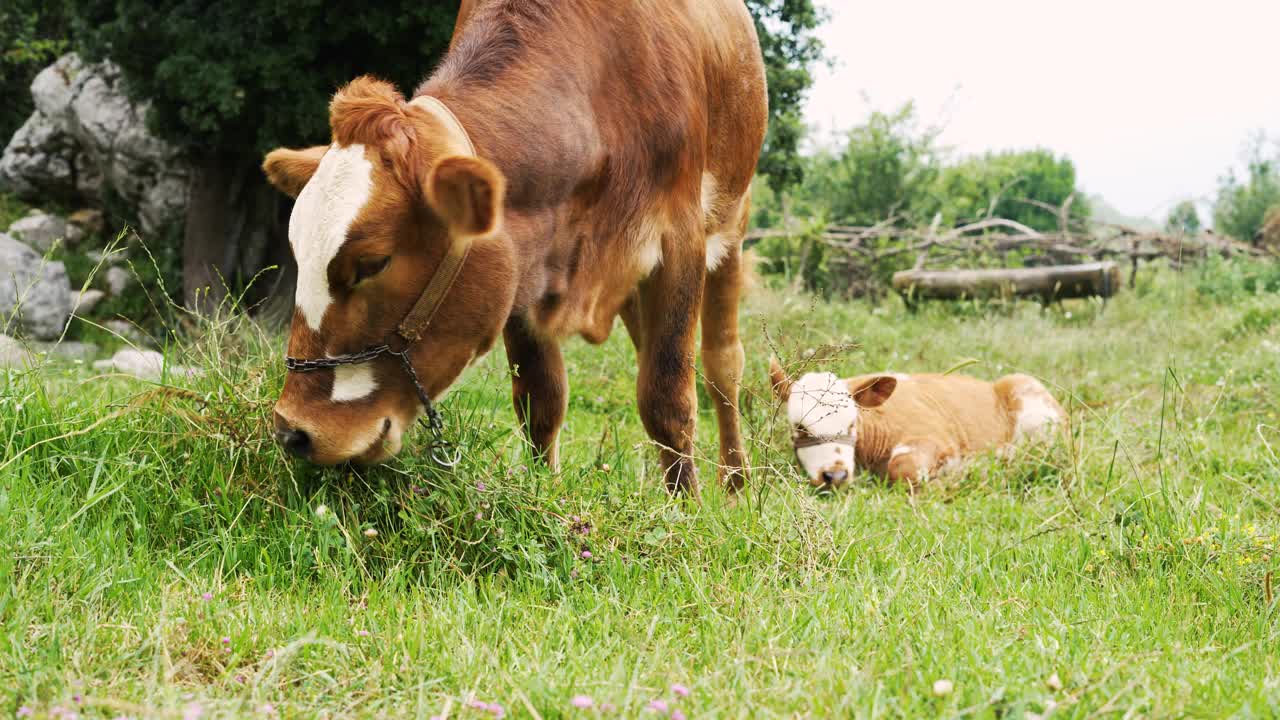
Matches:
[[289, 144, 374, 332], [331, 363, 378, 403], [788, 371, 858, 480]]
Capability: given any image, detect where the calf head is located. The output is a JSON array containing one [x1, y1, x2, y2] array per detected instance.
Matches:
[[769, 358, 896, 490], [262, 77, 516, 465]]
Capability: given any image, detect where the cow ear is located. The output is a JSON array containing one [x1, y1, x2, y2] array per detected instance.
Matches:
[[425, 155, 506, 238], [263, 146, 328, 198], [850, 376, 897, 408], [768, 356, 793, 403]]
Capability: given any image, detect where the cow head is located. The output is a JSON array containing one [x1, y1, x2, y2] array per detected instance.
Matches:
[[769, 358, 896, 490], [262, 77, 516, 465]]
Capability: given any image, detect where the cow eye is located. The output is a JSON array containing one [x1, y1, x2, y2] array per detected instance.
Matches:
[[352, 255, 390, 285]]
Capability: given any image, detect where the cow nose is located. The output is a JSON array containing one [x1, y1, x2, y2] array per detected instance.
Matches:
[[275, 428, 312, 458], [821, 468, 849, 486]]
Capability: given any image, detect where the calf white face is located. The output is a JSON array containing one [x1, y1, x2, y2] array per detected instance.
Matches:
[[786, 372, 859, 488]]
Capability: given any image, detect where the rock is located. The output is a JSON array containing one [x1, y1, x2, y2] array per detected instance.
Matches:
[[0, 334, 36, 369], [0, 233, 73, 340], [7, 210, 70, 252], [71, 288, 105, 316], [31, 340, 99, 362], [93, 348, 199, 381], [105, 266, 133, 296], [104, 319, 152, 347], [0, 53, 190, 234]]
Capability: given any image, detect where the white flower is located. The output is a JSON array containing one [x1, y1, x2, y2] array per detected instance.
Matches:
[[932, 679, 954, 697]]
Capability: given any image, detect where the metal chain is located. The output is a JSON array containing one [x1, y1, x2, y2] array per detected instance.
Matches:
[[284, 345, 461, 467]]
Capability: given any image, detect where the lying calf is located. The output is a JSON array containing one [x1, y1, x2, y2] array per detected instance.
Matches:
[[768, 358, 1066, 490]]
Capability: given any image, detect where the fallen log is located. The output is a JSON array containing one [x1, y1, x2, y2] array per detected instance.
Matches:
[[891, 261, 1123, 302]]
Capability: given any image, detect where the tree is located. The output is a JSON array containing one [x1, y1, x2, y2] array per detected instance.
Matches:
[[67, 1, 457, 310], [745, 0, 825, 192], [803, 103, 941, 226], [0, 1, 68, 142], [1213, 132, 1280, 242], [1165, 200, 1201, 235], [932, 149, 1090, 232]]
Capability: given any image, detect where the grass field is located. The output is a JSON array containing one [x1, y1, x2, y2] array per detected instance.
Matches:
[[5, 260, 1280, 718]]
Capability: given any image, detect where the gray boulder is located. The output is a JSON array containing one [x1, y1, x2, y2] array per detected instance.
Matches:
[[0, 233, 73, 340], [32, 339, 100, 362], [0, 334, 35, 369], [0, 53, 190, 234], [105, 266, 133, 296], [93, 348, 200, 381], [71, 288, 105, 316], [8, 211, 70, 252]]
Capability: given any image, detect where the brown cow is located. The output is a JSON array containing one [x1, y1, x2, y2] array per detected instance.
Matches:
[[261, 0, 768, 497], [769, 359, 1067, 490]]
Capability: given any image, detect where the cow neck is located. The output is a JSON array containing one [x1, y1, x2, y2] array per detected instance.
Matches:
[[397, 95, 477, 344]]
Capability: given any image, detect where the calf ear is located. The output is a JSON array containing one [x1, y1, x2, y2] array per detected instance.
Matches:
[[768, 356, 792, 403], [850, 375, 897, 408], [425, 155, 506, 238], [262, 146, 328, 198]]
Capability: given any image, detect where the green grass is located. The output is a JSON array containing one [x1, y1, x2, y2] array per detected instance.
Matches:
[[4, 262, 1280, 718]]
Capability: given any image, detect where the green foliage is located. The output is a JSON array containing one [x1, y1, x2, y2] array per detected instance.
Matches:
[[804, 104, 941, 226], [933, 148, 1091, 231], [0, 1, 69, 142], [1165, 200, 1201, 235], [66, 2, 458, 159], [1213, 132, 1280, 242], [746, 0, 826, 192]]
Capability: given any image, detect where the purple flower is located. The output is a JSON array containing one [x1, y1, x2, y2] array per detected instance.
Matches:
[[17, 707, 33, 718], [235, 674, 246, 684], [201, 592, 213, 601], [571, 695, 594, 708], [264, 649, 275, 659], [647, 699, 669, 714], [476, 482, 486, 492], [476, 512, 484, 520], [183, 703, 203, 720], [671, 684, 690, 697], [571, 515, 580, 523], [671, 711, 687, 720], [581, 550, 593, 559], [72, 695, 82, 704], [221, 636, 230, 645], [570, 568, 579, 579], [357, 630, 370, 637], [258, 704, 276, 715]]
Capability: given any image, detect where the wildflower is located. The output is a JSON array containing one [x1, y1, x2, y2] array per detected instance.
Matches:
[[570, 568, 579, 579], [357, 630, 370, 637], [581, 550, 593, 559], [17, 708, 33, 717], [183, 703, 204, 720], [601, 463, 611, 472], [1046, 673, 1063, 691], [235, 674, 246, 684], [671, 684, 690, 697], [73, 695, 82, 704], [571, 695, 594, 708], [315, 504, 328, 517], [363, 528, 378, 538], [647, 699, 669, 713], [571, 515, 581, 523], [476, 512, 484, 520], [264, 649, 275, 660], [932, 679, 953, 697], [201, 592, 213, 601], [259, 704, 276, 716], [477, 482, 487, 492], [222, 636, 231, 645], [488, 703, 505, 718], [672, 711, 687, 720]]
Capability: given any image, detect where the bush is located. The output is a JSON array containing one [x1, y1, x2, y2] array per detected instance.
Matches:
[[0, 1, 69, 142], [1213, 132, 1280, 242]]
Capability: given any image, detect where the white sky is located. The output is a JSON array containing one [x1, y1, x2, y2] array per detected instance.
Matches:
[[803, 0, 1280, 221]]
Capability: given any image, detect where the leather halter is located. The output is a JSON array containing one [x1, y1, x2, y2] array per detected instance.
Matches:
[[284, 96, 477, 466], [792, 429, 857, 450]]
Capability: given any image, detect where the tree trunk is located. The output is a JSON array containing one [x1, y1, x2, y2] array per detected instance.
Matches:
[[892, 262, 1123, 302], [183, 153, 293, 316]]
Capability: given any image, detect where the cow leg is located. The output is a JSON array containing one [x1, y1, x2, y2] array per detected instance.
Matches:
[[503, 316, 568, 469], [635, 236, 704, 498], [701, 243, 747, 494], [886, 439, 949, 491]]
